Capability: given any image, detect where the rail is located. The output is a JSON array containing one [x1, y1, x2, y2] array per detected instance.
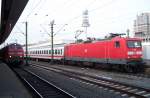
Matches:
[[31, 63, 150, 98]]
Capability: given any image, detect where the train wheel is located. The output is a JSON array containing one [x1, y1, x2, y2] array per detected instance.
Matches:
[[136, 65, 144, 72], [125, 65, 134, 73]]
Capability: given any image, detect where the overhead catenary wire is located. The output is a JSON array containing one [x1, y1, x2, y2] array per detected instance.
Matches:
[[38, 0, 119, 32], [89, 0, 118, 13], [15, 24, 25, 35], [41, 0, 76, 24], [24, 0, 128, 40], [25, 0, 42, 20], [64, 0, 118, 26]]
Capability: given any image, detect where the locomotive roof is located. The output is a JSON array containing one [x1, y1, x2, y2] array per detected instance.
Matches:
[[0, 43, 22, 50], [67, 36, 141, 46], [8, 43, 22, 46]]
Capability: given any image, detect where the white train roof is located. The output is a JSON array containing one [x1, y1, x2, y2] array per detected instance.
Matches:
[[23, 39, 74, 49]]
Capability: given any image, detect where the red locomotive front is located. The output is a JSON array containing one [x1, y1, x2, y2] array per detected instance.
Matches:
[[0, 43, 24, 66]]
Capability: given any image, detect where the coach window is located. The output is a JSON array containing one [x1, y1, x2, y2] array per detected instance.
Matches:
[[60, 49, 62, 55], [55, 50, 57, 54], [49, 50, 51, 54], [115, 41, 120, 48], [58, 50, 60, 54]]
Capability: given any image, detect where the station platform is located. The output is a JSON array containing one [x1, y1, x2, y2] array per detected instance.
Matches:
[[0, 61, 32, 98]]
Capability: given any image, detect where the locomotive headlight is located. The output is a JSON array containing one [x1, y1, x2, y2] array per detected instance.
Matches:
[[136, 51, 142, 55], [9, 56, 11, 58], [127, 51, 134, 55]]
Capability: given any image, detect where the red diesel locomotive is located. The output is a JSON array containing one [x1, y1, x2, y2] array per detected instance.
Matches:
[[64, 36, 143, 72], [0, 43, 24, 66]]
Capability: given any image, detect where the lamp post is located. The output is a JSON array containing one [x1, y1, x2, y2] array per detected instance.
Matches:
[[127, 29, 130, 38], [25, 21, 28, 66], [50, 20, 54, 64], [40, 18, 67, 64], [16, 21, 28, 65]]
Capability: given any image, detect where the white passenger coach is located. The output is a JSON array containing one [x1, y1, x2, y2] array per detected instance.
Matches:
[[23, 40, 74, 61], [142, 42, 150, 66]]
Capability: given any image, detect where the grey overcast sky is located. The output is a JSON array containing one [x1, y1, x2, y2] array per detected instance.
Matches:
[[4, 0, 150, 45]]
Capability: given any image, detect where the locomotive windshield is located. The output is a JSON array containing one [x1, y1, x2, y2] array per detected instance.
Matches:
[[127, 41, 141, 48]]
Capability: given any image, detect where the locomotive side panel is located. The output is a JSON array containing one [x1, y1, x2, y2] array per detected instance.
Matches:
[[64, 41, 109, 63]]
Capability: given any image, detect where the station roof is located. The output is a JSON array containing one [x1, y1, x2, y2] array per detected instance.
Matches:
[[0, 0, 28, 44]]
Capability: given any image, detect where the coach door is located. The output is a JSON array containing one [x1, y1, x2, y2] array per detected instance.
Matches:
[[64, 46, 69, 59]]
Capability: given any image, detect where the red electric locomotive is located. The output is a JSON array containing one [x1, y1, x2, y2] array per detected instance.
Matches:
[[64, 34, 143, 72], [0, 43, 24, 66]]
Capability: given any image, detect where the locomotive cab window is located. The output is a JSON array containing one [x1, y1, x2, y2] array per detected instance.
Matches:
[[115, 41, 120, 48], [127, 41, 141, 48]]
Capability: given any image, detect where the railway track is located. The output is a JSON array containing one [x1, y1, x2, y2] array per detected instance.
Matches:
[[13, 68, 75, 98], [124, 73, 150, 79], [30, 63, 150, 98]]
